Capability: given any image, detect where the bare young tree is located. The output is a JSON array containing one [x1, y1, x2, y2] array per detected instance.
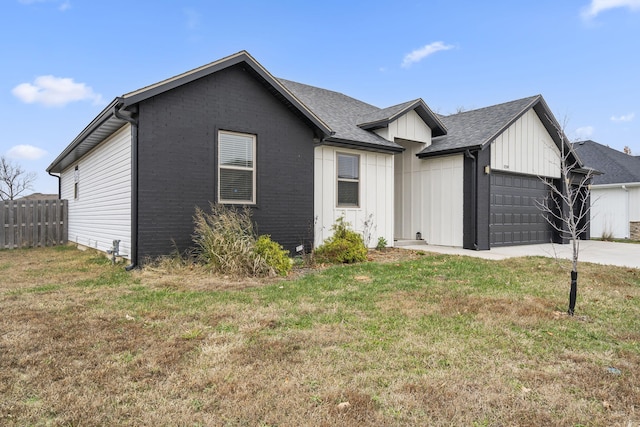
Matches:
[[536, 121, 595, 316], [0, 156, 37, 201]]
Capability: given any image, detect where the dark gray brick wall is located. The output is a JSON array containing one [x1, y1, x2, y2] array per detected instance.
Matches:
[[136, 64, 315, 260]]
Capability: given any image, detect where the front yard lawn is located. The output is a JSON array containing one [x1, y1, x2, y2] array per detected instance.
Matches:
[[1, 246, 639, 426]]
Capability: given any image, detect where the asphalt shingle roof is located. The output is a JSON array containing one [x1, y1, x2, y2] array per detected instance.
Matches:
[[418, 95, 541, 156], [278, 79, 405, 151], [572, 140, 640, 185], [357, 100, 419, 127]]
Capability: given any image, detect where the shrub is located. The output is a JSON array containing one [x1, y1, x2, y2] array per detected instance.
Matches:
[[255, 235, 291, 276], [192, 203, 289, 276], [376, 236, 388, 251], [315, 216, 367, 264]]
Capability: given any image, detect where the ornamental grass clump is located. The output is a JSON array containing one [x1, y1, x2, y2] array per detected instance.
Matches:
[[192, 203, 291, 276], [314, 216, 367, 264]]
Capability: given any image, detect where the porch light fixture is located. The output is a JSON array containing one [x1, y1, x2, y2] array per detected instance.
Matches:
[[416, 232, 422, 240], [484, 165, 491, 174]]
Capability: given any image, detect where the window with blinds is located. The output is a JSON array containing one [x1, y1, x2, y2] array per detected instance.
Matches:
[[218, 131, 256, 204], [337, 153, 359, 207]]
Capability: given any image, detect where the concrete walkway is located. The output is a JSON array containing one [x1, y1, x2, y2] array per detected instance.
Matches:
[[399, 240, 640, 269]]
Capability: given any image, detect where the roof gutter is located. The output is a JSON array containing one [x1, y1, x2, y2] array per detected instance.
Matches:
[[113, 99, 139, 271], [320, 137, 405, 154], [590, 181, 640, 189], [417, 144, 483, 159]]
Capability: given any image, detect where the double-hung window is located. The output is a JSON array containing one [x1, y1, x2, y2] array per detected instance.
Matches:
[[337, 153, 359, 207], [218, 131, 256, 204]]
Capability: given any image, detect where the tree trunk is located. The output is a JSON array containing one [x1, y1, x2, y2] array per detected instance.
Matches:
[[568, 270, 578, 316]]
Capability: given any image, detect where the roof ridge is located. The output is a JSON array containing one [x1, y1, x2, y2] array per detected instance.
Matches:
[[442, 94, 541, 118]]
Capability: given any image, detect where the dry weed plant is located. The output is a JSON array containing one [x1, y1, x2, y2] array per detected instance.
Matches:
[[1, 246, 639, 426]]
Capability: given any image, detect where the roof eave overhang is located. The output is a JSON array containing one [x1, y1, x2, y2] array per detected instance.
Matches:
[[320, 137, 404, 154], [417, 144, 483, 158], [573, 167, 602, 176], [46, 98, 126, 174]]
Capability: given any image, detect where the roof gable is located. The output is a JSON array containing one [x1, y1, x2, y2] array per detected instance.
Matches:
[[47, 51, 332, 174], [356, 99, 447, 137], [417, 95, 578, 166], [121, 51, 331, 135], [418, 96, 540, 157]]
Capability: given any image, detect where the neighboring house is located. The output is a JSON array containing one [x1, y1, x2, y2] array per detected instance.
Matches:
[[573, 140, 640, 239], [47, 50, 585, 266]]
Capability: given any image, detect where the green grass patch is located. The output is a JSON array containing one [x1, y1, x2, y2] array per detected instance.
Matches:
[[1, 246, 639, 426]]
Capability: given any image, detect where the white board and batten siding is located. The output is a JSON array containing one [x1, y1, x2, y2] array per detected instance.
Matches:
[[491, 109, 561, 178], [373, 109, 431, 144], [314, 145, 394, 248], [394, 142, 463, 247], [60, 124, 132, 258]]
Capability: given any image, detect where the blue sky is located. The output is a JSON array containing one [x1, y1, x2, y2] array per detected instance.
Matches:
[[2, 0, 639, 194]]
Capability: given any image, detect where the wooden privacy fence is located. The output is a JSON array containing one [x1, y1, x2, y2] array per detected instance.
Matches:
[[1, 199, 68, 249]]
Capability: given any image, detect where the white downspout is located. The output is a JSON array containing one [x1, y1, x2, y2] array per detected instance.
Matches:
[[622, 185, 630, 238]]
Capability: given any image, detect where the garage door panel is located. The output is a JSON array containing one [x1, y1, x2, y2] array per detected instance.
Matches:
[[490, 172, 553, 247]]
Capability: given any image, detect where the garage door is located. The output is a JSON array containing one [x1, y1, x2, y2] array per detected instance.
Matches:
[[490, 172, 554, 247]]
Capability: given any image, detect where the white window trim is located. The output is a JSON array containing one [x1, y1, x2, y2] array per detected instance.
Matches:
[[218, 130, 256, 205], [336, 152, 360, 208]]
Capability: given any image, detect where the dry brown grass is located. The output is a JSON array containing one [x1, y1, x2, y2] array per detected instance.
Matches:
[[1, 246, 639, 426]]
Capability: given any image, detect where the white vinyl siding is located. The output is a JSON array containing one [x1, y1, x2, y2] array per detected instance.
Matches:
[[491, 109, 561, 178], [218, 131, 256, 204], [60, 124, 132, 258], [373, 110, 432, 144], [590, 184, 640, 239], [394, 146, 463, 246], [315, 146, 394, 248]]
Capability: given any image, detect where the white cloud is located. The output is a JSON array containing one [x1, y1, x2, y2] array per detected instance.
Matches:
[[574, 125, 595, 139], [12, 75, 103, 107], [610, 112, 635, 122], [401, 42, 454, 68], [18, 0, 71, 10], [7, 145, 48, 160], [581, 0, 640, 20], [184, 8, 201, 30]]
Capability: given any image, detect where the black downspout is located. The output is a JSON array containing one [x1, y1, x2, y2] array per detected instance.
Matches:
[[114, 100, 139, 271], [465, 149, 478, 250], [47, 171, 61, 199]]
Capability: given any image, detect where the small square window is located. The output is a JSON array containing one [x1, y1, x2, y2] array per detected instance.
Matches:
[[74, 165, 79, 199]]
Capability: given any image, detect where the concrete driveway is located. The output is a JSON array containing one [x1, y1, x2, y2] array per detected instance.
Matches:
[[400, 240, 640, 269]]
